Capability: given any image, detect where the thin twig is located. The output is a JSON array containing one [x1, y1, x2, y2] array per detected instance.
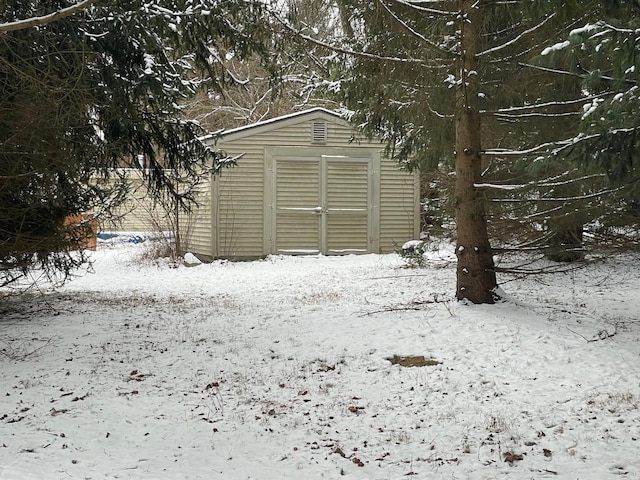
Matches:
[[361, 299, 445, 316], [565, 326, 617, 342], [0, 337, 53, 361], [0, 0, 100, 33]]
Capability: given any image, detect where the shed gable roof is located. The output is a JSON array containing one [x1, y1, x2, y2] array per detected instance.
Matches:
[[204, 108, 352, 145]]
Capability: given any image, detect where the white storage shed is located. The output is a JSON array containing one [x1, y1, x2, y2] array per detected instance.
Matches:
[[185, 108, 420, 260]]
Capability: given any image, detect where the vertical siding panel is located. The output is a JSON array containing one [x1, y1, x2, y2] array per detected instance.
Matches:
[[183, 175, 212, 258], [215, 146, 264, 258], [98, 173, 172, 233], [379, 159, 418, 253]]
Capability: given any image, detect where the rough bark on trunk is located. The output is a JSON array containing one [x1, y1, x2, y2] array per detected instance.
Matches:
[[454, 0, 498, 304]]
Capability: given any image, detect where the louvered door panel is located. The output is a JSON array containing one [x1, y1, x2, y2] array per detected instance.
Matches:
[[326, 161, 369, 254], [275, 159, 321, 254]]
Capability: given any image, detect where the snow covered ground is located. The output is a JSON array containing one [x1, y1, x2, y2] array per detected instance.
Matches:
[[1, 241, 639, 480]]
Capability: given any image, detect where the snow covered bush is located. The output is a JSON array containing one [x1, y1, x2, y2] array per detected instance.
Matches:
[[397, 239, 428, 268]]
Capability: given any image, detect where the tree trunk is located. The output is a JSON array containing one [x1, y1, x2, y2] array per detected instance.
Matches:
[[454, 0, 497, 303]]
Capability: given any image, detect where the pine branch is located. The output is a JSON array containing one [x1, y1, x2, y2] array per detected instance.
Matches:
[[493, 232, 556, 252], [478, 14, 555, 57], [493, 262, 585, 274], [388, 0, 459, 16], [491, 186, 625, 203], [519, 62, 637, 86], [475, 173, 607, 191], [503, 96, 603, 114], [520, 205, 564, 220], [493, 111, 581, 119], [482, 128, 626, 156], [0, 0, 100, 33], [598, 22, 639, 34]]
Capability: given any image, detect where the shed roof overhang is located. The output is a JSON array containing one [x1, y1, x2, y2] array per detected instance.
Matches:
[[200, 108, 353, 145]]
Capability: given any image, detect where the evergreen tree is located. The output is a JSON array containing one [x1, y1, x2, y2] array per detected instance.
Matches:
[[282, 0, 637, 302], [0, 1, 272, 288], [559, 2, 640, 245], [487, 0, 640, 260]]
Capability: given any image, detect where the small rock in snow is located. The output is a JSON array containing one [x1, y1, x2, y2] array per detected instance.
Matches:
[[183, 252, 202, 267]]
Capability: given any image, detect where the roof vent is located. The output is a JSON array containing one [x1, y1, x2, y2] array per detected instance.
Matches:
[[311, 121, 327, 144]]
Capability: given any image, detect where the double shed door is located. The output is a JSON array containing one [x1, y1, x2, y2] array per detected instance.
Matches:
[[265, 150, 378, 255]]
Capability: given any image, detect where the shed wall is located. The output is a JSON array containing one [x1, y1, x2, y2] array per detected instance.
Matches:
[[195, 113, 419, 259], [96, 173, 172, 233]]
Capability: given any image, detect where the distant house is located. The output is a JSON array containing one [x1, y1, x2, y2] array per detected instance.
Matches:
[[184, 108, 420, 260], [94, 169, 173, 234]]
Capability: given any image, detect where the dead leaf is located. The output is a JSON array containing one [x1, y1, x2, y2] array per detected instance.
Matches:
[[504, 452, 523, 464]]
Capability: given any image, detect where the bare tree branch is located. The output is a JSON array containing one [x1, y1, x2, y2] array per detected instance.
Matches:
[[518, 62, 588, 80], [491, 186, 625, 203], [389, 0, 458, 16], [475, 173, 607, 191], [271, 10, 435, 66], [377, 0, 458, 56], [0, 171, 38, 180], [494, 111, 581, 119], [478, 14, 555, 57], [519, 62, 637, 86], [485, 126, 640, 158], [566, 325, 617, 342], [482, 94, 605, 114], [0, 0, 100, 33]]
